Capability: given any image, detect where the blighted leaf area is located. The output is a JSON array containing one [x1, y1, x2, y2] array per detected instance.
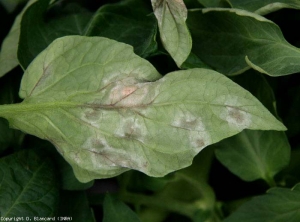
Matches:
[[0, 36, 285, 183]]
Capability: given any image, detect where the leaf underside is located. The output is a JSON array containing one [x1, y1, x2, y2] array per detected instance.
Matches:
[[1, 36, 285, 182], [151, 0, 192, 67]]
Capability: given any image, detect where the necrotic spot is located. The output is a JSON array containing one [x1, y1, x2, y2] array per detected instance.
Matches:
[[115, 117, 145, 141], [225, 106, 251, 128]]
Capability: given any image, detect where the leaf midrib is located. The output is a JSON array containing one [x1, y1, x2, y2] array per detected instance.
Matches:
[[0, 99, 258, 120]]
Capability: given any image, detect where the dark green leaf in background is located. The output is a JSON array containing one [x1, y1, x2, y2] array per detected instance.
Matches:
[[227, 0, 300, 15], [215, 129, 290, 184], [58, 191, 95, 222], [18, 0, 92, 69], [0, 76, 24, 154], [59, 156, 94, 190], [187, 8, 300, 76], [85, 0, 158, 58], [181, 52, 212, 70], [23, 137, 94, 191], [0, 118, 14, 154], [224, 183, 300, 222], [103, 194, 140, 222], [0, 0, 37, 77], [197, 0, 220, 7], [0, 0, 27, 13], [216, 70, 290, 184], [0, 150, 59, 217], [281, 85, 300, 139], [231, 70, 278, 116]]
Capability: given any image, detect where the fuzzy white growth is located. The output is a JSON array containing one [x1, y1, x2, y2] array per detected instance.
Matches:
[[81, 108, 102, 128], [172, 111, 205, 131], [114, 116, 146, 142], [172, 112, 211, 150], [189, 131, 211, 152], [218, 96, 252, 129], [81, 136, 149, 171]]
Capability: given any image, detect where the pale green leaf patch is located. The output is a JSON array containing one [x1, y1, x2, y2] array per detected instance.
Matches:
[[151, 0, 192, 67], [0, 36, 285, 182]]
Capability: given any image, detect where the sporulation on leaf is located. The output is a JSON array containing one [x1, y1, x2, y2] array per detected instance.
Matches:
[[0, 36, 285, 182]]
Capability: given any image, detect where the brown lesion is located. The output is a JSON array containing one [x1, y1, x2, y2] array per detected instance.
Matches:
[[180, 118, 199, 130], [90, 138, 106, 149], [84, 109, 102, 121], [228, 107, 245, 123], [123, 121, 142, 139], [194, 138, 205, 148]]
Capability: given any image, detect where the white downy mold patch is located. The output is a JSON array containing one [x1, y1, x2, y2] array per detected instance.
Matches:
[[189, 131, 211, 152], [218, 95, 252, 129], [172, 111, 206, 131], [172, 111, 211, 150], [114, 116, 146, 142], [82, 136, 149, 172], [81, 107, 103, 128]]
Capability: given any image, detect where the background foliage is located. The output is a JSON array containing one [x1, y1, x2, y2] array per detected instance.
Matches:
[[0, 0, 300, 221]]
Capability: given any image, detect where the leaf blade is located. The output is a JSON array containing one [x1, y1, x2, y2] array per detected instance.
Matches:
[[151, 0, 192, 67], [227, 0, 300, 15], [215, 130, 291, 182], [0, 150, 59, 217], [224, 184, 300, 222], [84, 0, 158, 58], [103, 194, 140, 222], [0, 36, 285, 182], [0, 0, 37, 77], [187, 8, 300, 76]]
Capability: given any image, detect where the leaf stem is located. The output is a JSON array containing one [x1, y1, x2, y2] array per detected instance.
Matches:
[[265, 175, 277, 187]]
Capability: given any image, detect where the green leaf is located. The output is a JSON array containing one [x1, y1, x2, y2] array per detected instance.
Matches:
[[0, 150, 59, 217], [224, 183, 300, 222], [151, 0, 192, 67], [227, 0, 300, 15], [58, 191, 95, 222], [187, 8, 300, 76], [231, 70, 278, 116], [281, 85, 300, 138], [0, 0, 27, 13], [0, 118, 13, 153], [0, 36, 285, 182], [59, 157, 94, 190], [18, 0, 92, 69], [215, 129, 290, 183], [84, 0, 158, 58], [197, 0, 227, 7], [0, 0, 37, 78], [103, 194, 140, 222], [181, 52, 212, 70], [0, 76, 24, 153]]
